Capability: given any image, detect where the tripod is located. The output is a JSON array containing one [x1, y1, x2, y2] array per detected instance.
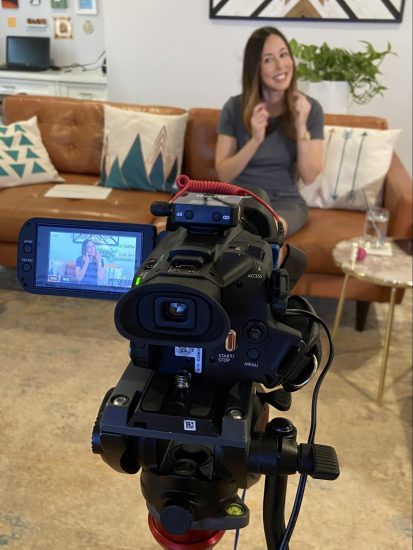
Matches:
[[93, 365, 339, 550]]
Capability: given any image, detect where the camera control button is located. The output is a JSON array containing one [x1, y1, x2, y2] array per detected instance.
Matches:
[[184, 210, 194, 220], [244, 321, 268, 343], [212, 211, 222, 222], [22, 262, 32, 272], [23, 243, 32, 254], [247, 348, 260, 360]]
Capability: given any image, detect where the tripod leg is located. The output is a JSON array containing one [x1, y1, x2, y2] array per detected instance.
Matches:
[[263, 474, 288, 550]]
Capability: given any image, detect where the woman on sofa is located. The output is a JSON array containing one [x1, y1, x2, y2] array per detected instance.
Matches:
[[215, 26, 324, 236], [75, 239, 105, 286]]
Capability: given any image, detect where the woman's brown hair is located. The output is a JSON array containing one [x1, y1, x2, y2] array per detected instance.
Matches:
[[242, 26, 297, 139]]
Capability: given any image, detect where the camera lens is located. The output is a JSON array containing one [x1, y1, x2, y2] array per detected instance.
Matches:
[[163, 301, 189, 322]]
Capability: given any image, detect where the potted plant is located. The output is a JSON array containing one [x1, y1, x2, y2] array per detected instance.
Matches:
[[290, 39, 395, 110]]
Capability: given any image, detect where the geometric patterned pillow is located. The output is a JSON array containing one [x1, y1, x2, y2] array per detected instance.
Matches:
[[99, 105, 188, 192], [0, 116, 63, 189], [299, 125, 401, 211]]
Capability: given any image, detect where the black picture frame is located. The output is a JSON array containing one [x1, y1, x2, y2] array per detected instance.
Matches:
[[209, 0, 406, 24]]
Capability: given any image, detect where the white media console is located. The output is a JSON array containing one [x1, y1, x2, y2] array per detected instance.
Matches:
[[0, 67, 108, 108]]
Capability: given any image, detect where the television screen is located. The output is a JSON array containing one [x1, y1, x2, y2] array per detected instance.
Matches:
[[6, 36, 50, 71]]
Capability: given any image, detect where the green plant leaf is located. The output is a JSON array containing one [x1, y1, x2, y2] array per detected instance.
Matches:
[[291, 39, 396, 104]]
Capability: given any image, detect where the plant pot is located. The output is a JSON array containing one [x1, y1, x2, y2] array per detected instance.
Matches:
[[299, 81, 351, 114]]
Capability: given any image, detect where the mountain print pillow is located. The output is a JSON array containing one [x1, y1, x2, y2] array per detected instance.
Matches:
[[100, 105, 188, 192], [0, 116, 63, 189]]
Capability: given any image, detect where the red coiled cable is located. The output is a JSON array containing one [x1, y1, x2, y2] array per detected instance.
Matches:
[[171, 174, 283, 226]]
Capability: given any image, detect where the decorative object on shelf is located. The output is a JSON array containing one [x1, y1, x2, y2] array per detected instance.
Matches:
[[83, 20, 94, 34], [30, 0, 41, 5], [76, 0, 97, 15], [53, 16, 73, 39], [2, 0, 19, 8], [27, 17, 48, 27], [209, 0, 405, 23], [50, 0, 67, 8], [290, 39, 396, 109]]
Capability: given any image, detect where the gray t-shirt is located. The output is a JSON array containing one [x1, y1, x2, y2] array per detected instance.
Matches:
[[218, 94, 324, 198]]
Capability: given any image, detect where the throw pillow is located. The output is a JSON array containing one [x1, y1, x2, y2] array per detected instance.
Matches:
[[100, 105, 189, 192], [299, 125, 401, 210], [0, 117, 63, 189]]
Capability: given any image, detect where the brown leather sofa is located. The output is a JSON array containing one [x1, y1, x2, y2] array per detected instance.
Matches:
[[1, 95, 412, 326]]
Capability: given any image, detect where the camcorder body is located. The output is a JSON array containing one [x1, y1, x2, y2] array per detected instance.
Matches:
[[17, 185, 339, 550]]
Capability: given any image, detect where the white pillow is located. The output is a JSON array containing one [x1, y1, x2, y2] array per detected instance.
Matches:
[[299, 125, 401, 210], [100, 105, 188, 192], [0, 116, 63, 189]]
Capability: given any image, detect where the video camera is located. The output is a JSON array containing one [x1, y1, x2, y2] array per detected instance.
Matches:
[[17, 177, 339, 550]]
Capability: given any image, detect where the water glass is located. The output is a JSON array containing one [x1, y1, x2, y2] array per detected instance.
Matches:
[[363, 207, 389, 247]]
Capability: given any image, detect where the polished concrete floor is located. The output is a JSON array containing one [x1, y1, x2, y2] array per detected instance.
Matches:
[[0, 266, 411, 549]]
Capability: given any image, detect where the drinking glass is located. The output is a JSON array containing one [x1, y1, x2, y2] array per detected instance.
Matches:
[[363, 207, 389, 247]]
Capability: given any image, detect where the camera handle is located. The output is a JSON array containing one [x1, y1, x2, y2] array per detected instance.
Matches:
[[262, 417, 297, 550]]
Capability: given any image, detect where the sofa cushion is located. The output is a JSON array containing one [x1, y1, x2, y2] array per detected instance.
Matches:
[[300, 126, 401, 211], [100, 105, 188, 192], [0, 116, 63, 189], [288, 207, 366, 275], [0, 174, 170, 244]]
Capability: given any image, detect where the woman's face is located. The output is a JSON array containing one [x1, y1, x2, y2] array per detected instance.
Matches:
[[259, 33, 294, 94], [85, 241, 96, 256]]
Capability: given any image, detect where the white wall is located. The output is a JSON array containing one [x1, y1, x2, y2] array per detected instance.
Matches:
[[102, 0, 412, 175], [0, 0, 105, 67]]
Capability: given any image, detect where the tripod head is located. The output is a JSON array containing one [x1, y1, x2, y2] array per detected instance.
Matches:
[[92, 363, 339, 549]]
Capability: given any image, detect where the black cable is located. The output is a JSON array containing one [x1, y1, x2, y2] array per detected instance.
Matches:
[[277, 308, 334, 550], [233, 488, 247, 550], [57, 50, 106, 72]]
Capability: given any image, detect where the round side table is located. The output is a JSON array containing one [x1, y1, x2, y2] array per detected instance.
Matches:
[[332, 238, 412, 403]]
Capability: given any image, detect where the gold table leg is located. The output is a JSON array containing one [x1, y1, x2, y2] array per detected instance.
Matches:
[[377, 287, 397, 404], [332, 273, 350, 339]]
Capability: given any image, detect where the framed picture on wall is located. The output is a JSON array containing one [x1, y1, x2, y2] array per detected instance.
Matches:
[[209, 0, 406, 23], [50, 0, 67, 8], [2, 0, 19, 9], [75, 0, 97, 15], [53, 15, 72, 38]]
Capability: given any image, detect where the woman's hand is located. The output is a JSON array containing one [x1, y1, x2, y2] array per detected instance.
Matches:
[[250, 102, 269, 145], [292, 91, 312, 134], [83, 254, 90, 267]]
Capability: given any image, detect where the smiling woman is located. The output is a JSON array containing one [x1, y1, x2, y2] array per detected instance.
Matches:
[[214, 26, 324, 237]]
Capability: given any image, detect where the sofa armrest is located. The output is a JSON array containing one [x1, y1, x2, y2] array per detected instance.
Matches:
[[383, 153, 412, 239]]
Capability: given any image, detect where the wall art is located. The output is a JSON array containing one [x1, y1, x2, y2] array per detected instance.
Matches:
[[53, 16, 73, 38], [2, 0, 19, 9], [51, 0, 68, 8], [27, 17, 48, 27], [76, 0, 97, 15], [209, 0, 406, 23]]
